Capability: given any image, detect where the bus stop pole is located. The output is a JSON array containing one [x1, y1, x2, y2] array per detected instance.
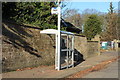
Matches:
[[57, 0, 61, 71]]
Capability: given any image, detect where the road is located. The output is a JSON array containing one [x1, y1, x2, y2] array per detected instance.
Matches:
[[82, 49, 119, 78]]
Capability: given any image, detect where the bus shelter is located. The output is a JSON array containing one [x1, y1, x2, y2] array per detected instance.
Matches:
[[40, 29, 75, 70]]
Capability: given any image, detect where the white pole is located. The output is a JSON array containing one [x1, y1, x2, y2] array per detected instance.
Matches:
[[72, 35, 74, 67], [57, 2, 61, 71], [67, 35, 69, 69], [55, 34, 58, 70]]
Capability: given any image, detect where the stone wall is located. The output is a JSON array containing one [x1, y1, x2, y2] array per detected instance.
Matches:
[[2, 22, 56, 72], [2, 22, 100, 72], [74, 36, 100, 59], [74, 35, 88, 59], [87, 41, 100, 58]]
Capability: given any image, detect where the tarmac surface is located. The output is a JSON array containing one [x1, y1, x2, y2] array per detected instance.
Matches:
[[82, 60, 118, 78], [2, 50, 119, 79]]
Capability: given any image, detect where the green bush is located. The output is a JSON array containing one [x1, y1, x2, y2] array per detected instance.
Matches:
[[2, 2, 58, 29]]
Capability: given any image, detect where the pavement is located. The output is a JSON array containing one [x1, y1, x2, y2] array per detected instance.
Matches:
[[2, 50, 119, 78]]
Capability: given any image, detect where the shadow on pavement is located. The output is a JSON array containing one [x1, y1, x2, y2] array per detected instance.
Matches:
[[74, 49, 85, 67]]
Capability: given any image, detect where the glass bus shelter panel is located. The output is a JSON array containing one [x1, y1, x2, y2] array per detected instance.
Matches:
[[68, 35, 73, 49], [61, 35, 73, 50], [60, 35, 74, 69], [60, 51, 73, 69], [61, 36, 67, 68], [61, 36, 67, 49]]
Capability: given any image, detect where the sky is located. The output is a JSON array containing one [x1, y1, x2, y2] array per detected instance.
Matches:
[[64, 2, 118, 13]]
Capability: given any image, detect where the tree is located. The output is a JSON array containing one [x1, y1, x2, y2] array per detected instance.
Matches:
[[118, 8, 120, 40], [82, 9, 104, 24], [63, 9, 82, 29], [84, 14, 102, 40], [108, 2, 114, 14], [2, 2, 58, 29], [100, 2, 118, 41], [2, 2, 17, 20]]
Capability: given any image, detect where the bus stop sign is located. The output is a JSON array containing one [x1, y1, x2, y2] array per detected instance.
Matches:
[[51, 7, 59, 14]]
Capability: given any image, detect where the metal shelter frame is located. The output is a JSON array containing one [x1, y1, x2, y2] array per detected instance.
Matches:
[[40, 29, 75, 70]]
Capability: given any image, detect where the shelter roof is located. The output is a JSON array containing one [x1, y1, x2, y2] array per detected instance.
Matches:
[[40, 29, 74, 35]]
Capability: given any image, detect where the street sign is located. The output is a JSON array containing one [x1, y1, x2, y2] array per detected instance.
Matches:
[[51, 7, 59, 14]]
